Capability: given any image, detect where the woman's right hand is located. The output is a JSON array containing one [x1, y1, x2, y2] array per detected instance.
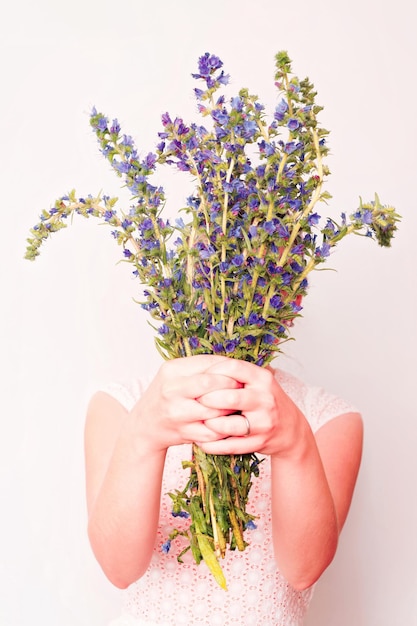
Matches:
[[85, 354, 242, 587], [130, 355, 242, 452]]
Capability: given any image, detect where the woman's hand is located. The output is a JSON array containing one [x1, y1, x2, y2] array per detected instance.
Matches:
[[130, 355, 244, 452], [85, 354, 243, 587], [194, 358, 305, 456], [195, 358, 363, 590]]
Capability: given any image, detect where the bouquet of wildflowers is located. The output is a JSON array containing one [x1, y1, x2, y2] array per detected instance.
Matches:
[[26, 51, 400, 589]]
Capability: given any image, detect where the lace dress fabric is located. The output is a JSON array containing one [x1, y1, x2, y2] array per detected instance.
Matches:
[[103, 369, 356, 626]]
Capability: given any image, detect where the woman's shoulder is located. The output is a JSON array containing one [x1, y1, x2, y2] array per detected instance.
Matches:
[[272, 367, 359, 432], [96, 378, 146, 411]]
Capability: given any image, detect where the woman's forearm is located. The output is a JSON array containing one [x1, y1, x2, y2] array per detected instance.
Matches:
[[87, 413, 167, 589], [270, 423, 339, 591], [85, 358, 245, 588]]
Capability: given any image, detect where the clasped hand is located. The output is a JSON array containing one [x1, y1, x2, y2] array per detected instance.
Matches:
[[134, 355, 303, 457]]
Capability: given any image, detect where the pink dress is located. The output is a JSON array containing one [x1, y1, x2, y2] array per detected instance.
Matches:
[[104, 369, 356, 626]]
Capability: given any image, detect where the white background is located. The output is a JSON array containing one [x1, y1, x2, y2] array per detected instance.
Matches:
[[1, 1, 416, 624]]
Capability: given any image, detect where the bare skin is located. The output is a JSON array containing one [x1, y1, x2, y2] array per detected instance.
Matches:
[[85, 355, 363, 590]]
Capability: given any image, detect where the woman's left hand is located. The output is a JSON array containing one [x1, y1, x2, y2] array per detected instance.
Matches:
[[196, 357, 364, 589], [195, 358, 305, 456]]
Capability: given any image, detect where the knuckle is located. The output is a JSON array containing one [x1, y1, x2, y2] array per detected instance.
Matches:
[[158, 360, 176, 386], [160, 380, 175, 401], [159, 360, 173, 376], [198, 373, 213, 392], [226, 389, 239, 408], [260, 367, 275, 386], [263, 394, 276, 412]]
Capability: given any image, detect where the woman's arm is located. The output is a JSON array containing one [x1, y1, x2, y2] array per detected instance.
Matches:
[[84, 355, 241, 588], [85, 392, 166, 589], [196, 359, 363, 590], [269, 410, 362, 590]]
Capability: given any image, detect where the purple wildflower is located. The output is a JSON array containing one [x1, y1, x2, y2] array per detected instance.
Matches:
[[245, 520, 257, 530], [287, 118, 300, 131], [217, 71, 230, 86], [143, 152, 157, 169], [242, 120, 258, 139], [308, 212, 320, 226], [274, 99, 288, 121], [161, 112, 172, 127], [208, 321, 224, 333], [290, 261, 304, 274], [120, 134, 134, 147], [110, 119, 121, 134], [103, 210, 116, 221], [113, 160, 130, 174], [231, 96, 243, 111], [161, 540, 171, 554], [270, 294, 283, 309], [171, 510, 190, 518], [194, 88, 205, 100], [195, 53, 223, 78], [141, 218, 153, 230], [96, 115, 108, 131], [353, 209, 373, 225], [316, 242, 331, 258], [284, 141, 298, 154], [264, 220, 276, 235], [189, 336, 200, 350], [262, 334, 276, 345], [225, 339, 238, 353], [231, 254, 244, 267], [174, 117, 189, 136], [212, 109, 230, 125], [291, 300, 303, 313]]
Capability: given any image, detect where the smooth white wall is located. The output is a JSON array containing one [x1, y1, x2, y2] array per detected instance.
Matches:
[[1, 1, 415, 624]]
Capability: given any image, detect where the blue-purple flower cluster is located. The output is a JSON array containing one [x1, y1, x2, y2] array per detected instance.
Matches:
[[26, 52, 399, 368], [71, 52, 396, 367]]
